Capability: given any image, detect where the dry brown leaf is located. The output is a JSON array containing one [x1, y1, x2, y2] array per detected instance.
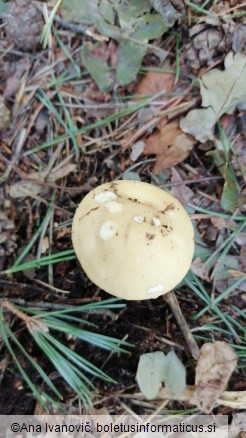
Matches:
[[9, 163, 76, 198], [144, 120, 195, 174], [130, 140, 145, 161], [9, 173, 44, 199], [191, 341, 238, 413], [88, 407, 110, 416], [191, 257, 211, 281], [135, 70, 174, 98], [48, 163, 76, 183], [122, 69, 175, 150], [211, 216, 237, 230], [227, 269, 245, 278], [181, 52, 246, 142], [169, 167, 194, 205]]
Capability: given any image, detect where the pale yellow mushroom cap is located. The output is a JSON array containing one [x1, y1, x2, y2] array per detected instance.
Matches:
[[72, 180, 194, 300]]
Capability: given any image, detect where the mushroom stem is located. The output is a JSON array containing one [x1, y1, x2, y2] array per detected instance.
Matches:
[[164, 290, 200, 361]]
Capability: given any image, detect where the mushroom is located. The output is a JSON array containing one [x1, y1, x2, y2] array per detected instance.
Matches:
[[72, 180, 199, 359]]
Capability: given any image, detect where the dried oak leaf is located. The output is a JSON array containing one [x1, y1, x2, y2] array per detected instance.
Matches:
[[135, 70, 174, 99], [144, 120, 195, 174], [191, 341, 238, 413], [181, 52, 246, 142], [122, 70, 175, 150], [9, 163, 76, 199]]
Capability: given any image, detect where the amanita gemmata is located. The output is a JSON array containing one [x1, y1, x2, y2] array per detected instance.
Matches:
[[72, 180, 199, 359]]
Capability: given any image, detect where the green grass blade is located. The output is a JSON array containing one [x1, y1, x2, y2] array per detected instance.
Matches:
[[45, 331, 116, 382], [12, 193, 55, 268], [24, 97, 161, 156], [0, 311, 48, 408], [40, 317, 131, 352], [5, 324, 62, 399], [18, 298, 126, 320], [32, 331, 93, 406], [4, 249, 76, 275], [188, 204, 245, 221], [195, 274, 246, 319]]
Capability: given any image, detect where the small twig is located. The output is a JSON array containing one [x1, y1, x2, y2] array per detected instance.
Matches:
[[53, 14, 87, 35], [6, 297, 99, 311], [164, 290, 200, 360], [33, 278, 69, 294], [217, 0, 246, 15], [0, 278, 68, 295], [189, 213, 220, 219], [120, 386, 246, 409], [53, 16, 109, 41], [160, 176, 223, 188]]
